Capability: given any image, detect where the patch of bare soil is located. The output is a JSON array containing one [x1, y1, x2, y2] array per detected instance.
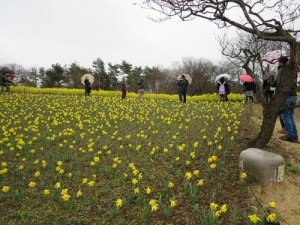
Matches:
[[250, 106, 300, 225]]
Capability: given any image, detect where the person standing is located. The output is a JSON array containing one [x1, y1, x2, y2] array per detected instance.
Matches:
[[84, 78, 92, 96], [263, 72, 275, 103], [243, 81, 257, 103], [0, 75, 12, 94], [177, 74, 188, 103], [137, 79, 145, 98], [265, 70, 286, 134], [121, 78, 127, 100], [216, 77, 230, 102], [274, 56, 298, 143]]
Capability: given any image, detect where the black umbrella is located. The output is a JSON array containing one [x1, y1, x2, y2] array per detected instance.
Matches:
[[1, 69, 15, 75]]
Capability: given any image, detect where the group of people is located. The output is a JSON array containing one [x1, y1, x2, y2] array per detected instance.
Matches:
[[177, 74, 257, 103], [120, 78, 145, 100], [178, 56, 298, 143], [260, 57, 298, 143], [268, 56, 298, 143], [217, 56, 298, 143], [217, 77, 257, 103], [84, 77, 145, 99]]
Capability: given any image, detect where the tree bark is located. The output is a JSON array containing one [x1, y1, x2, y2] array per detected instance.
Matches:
[[249, 104, 279, 148]]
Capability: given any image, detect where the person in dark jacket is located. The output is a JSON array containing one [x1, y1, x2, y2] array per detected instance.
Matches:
[[121, 78, 127, 100], [0, 75, 12, 94], [84, 78, 92, 96], [243, 81, 257, 103], [263, 72, 275, 103], [216, 77, 230, 102], [273, 56, 298, 143], [0, 68, 14, 94], [177, 75, 188, 103], [137, 79, 145, 98]]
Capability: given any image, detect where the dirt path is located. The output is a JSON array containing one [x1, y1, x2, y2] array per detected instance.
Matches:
[[250, 106, 300, 225]]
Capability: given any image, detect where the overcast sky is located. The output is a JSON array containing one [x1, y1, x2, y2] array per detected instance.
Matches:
[[0, 0, 229, 69]]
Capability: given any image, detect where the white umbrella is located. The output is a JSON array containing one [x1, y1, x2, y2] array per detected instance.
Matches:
[[176, 74, 192, 84], [117, 74, 129, 82], [81, 74, 94, 85], [215, 74, 232, 82]]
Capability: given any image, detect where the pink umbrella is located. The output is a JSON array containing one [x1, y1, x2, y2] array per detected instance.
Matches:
[[239, 74, 254, 82], [260, 49, 289, 68]]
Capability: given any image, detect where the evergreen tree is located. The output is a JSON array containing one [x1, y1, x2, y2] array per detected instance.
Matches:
[[42, 63, 65, 88]]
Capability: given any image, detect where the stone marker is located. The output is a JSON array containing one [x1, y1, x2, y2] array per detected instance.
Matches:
[[239, 148, 285, 186]]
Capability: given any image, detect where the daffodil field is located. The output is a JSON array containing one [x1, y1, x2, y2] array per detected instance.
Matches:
[[1, 92, 266, 224]]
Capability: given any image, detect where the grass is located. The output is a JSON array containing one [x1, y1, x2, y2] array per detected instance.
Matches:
[[286, 163, 300, 175], [0, 93, 256, 224]]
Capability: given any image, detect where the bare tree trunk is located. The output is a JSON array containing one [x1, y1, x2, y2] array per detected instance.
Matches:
[[249, 103, 280, 148]]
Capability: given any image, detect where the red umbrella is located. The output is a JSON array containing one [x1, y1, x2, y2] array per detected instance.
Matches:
[[239, 74, 254, 82]]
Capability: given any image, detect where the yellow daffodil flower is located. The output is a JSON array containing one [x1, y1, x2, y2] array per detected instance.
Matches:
[[151, 204, 158, 212], [116, 198, 123, 207], [193, 141, 199, 148], [43, 189, 50, 195], [248, 214, 261, 224], [28, 181, 36, 188], [146, 187, 152, 194], [221, 204, 227, 213], [62, 194, 71, 201], [55, 182, 61, 189], [210, 163, 216, 169], [269, 201, 276, 208], [197, 179, 204, 186], [193, 170, 200, 176], [210, 202, 218, 210], [77, 190, 83, 197], [170, 200, 177, 208], [2, 186, 10, 192], [88, 181, 95, 187], [134, 188, 140, 194], [131, 178, 138, 184], [267, 213, 276, 222], [168, 182, 174, 188], [185, 172, 192, 180], [61, 189, 68, 195], [241, 173, 247, 179], [149, 199, 157, 206], [82, 178, 88, 184]]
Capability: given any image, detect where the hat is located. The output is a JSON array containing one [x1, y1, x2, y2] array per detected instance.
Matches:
[[278, 56, 288, 64]]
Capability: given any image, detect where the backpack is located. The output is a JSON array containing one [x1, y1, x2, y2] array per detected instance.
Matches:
[[178, 79, 184, 85], [219, 82, 226, 95]]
